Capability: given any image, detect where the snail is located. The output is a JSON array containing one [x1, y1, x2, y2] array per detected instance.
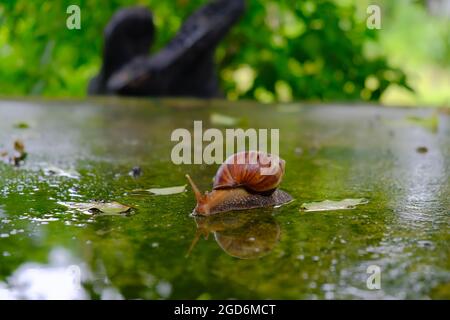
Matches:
[[186, 151, 293, 216]]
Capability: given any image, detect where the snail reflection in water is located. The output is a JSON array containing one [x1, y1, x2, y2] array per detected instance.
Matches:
[[188, 210, 281, 259], [186, 151, 293, 216]]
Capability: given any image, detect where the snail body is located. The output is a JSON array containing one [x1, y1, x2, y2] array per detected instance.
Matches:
[[186, 151, 293, 215]]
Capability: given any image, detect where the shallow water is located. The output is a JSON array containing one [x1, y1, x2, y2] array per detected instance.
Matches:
[[0, 98, 449, 299]]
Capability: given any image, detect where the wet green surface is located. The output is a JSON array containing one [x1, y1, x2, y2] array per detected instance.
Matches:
[[0, 98, 449, 299]]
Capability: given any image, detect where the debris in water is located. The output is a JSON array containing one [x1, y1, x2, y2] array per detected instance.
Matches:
[[1, 139, 27, 166], [416, 146, 428, 154], [129, 166, 142, 178], [43, 166, 80, 179]]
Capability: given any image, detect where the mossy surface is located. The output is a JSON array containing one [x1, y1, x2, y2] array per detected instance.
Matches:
[[0, 99, 449, 299]]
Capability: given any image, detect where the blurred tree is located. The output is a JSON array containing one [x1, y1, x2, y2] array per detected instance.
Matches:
[[0, 0, 412, 102]]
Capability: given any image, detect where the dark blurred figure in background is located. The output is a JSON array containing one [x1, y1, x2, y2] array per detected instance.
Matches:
[[88, 0, 245, 98]]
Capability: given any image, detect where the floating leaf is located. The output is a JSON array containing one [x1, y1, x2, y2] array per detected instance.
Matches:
[[276, 104, 300, 113], [14, 122, 30, 129], [146, 185, 187, 195], [58, 201, 131, 215], [43, 166, 80, 179], [300, 198, 369, 212], [210, 113, 240, 126], [405, 113, 438, 133]]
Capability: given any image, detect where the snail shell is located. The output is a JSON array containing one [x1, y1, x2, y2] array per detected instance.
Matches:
[[186, 151, 292, 215], [213, 151, 285, 194]]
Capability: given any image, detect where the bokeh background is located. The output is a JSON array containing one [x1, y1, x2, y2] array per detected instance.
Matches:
[[0, 0, 448, 106]]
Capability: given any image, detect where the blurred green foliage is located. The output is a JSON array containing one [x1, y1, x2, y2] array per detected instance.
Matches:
[[375, 0, 450, 107], [0, 0, 433, 102]]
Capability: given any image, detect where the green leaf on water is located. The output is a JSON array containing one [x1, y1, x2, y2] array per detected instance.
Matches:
[[14, 122, 30, 129], [300, 198, 369, 212], [405, 113, 438, 133], [276, 104, 300, 113], [210, 113, 240, 126], [146, 185, 187, 195], [58, 201, 132, 215]]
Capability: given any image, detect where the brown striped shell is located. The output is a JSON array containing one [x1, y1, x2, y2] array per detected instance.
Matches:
[[213, 151, 285, 194]]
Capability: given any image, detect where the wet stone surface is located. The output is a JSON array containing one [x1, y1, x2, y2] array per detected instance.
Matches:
[[0, 98, 449, 299]]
